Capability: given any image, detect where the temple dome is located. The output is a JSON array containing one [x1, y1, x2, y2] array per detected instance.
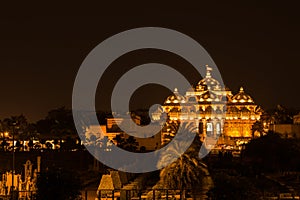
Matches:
[[232, 87, 254, 104], [196, 65, 221, 91], [164, 88, 186, 104]]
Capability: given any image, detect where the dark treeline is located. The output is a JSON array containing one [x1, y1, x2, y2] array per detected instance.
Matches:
[[264, 104, 300, 124], [0, 107, 152, 152]]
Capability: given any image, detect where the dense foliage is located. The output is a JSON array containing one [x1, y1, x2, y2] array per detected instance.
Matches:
[[243, 132, 300, 172]]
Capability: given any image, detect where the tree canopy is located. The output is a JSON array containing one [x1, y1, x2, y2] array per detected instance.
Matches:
[[243, 132, 300, 172]]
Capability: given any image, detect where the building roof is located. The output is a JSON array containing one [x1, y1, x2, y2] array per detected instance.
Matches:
[[199, 91, 219, 102], [98, 175, 114, 190], [98, 171, 123, 190], [231, 87, 254, 104], [164, 88, 186, 104], [196, 66, 221, 91]]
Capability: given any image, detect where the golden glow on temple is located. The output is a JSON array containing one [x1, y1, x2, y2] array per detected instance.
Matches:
[[152, 65, 263, 145]]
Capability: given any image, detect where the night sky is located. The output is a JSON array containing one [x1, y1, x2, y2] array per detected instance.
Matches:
[[1, 2, 300, 122]]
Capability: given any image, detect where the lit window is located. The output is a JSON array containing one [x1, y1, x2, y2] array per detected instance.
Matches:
[[207, 122, 213, 131], [216, 123, 221, 135]]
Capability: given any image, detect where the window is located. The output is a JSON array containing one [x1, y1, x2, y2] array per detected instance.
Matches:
[[207, 122, 213, 131], [206, 122, 213, 136], [216, 123, 221, 135]]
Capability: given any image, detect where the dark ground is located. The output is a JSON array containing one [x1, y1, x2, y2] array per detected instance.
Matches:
[[0, 150, 94, 175]]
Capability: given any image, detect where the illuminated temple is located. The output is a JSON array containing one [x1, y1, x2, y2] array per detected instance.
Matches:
[[152, 66, 263, 145]]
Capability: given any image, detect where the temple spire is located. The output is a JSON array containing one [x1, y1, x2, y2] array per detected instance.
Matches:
[[205, 64, 212, 78]]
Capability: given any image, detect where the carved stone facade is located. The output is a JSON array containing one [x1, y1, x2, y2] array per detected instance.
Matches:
[[152, 66, 263, 145]]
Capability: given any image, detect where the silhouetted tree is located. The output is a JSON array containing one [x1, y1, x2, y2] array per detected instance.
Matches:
[[1, 115, 37, 142], [61, 137, 77, 151], [15, 140, 22, 152], [45, 141, 53, 150], [123, 136, 139, 152], [0, 139, 9, 151], [28, 140, 34, 151], [113, 135, 139, 152], [113, 134, 123, 147], [243, 132, 300, 172], [36, 107, 77, 148], [267, 105, 298, 124], [251, 120, 264, 138], [157, 123, 213, 199]]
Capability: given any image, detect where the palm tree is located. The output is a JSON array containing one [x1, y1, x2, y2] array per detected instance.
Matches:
[[157, 122, 213, 200], [123, 136, 139, 152], [159, 153, 210, 199], [1, 115, 36, 142], [45, 142, 53, 150], [0, 115, 36, 152], [113, 135, 139, 152], [251, 120, 264, 138]]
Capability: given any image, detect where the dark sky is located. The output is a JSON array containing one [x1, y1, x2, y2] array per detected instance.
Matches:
[[0, 2, 300, 122]]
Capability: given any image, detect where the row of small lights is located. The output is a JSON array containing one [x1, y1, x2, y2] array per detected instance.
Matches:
[[166, 98, 253, 103], [167, 110, 256, 114], [0, 132, 9, 137], [169, 115, 260, 121]]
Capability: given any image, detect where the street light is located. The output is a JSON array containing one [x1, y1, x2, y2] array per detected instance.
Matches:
[[4, 132, 8, 137], [11, 121, 18, 199]]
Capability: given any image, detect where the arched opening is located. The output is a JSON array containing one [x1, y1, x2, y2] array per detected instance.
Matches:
[[216, 122, 221, 136], [206, 121, 213, 137]]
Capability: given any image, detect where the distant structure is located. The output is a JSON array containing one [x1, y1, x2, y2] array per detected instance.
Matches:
[[152, 65, 263, 145], [269, 112, 300, 138], [294, 112, 300, 124], [86, 65, 263, 149], [96, 170, 148, 200], [0, 157, 41, 199], [85, 116, 161, 152]]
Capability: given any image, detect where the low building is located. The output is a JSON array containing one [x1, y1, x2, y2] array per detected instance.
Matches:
[[0, 157, 41, 199], [293, 112, 300, 124], [85, 116, 161, 152], [269, 124, 300, 139]]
